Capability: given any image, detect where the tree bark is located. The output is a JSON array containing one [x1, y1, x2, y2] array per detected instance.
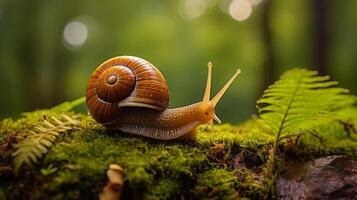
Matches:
[[261, 0, 275, 91], [312, 0, 329, 75]]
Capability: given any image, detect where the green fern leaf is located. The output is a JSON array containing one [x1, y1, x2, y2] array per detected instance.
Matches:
[[257, 68, 357, 184], [257, 68, 356, 140], [12, 114, 81, 172]]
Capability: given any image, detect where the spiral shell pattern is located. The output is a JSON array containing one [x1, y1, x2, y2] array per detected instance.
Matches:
[[86, 56, 170, 124]]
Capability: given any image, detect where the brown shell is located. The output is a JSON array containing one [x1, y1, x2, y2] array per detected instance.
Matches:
[[86, 56, 170, 124]]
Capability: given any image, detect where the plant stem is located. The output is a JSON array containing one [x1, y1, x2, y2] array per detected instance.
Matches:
[[265, 75, 304, 181]]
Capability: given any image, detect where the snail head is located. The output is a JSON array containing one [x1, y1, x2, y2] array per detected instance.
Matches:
[[198, 62, 241, 126]]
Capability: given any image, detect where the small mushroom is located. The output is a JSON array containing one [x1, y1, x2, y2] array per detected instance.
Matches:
[[99, 164, 125, 200]]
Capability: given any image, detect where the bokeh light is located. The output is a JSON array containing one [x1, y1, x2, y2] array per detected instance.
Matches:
[[63, 20, 88, 48], [179, 0, 208, 19], [219, 0, 232, 14], [229, 0, 252, 21], [247, 0, 263, 6], [1, 0, 357, 124]]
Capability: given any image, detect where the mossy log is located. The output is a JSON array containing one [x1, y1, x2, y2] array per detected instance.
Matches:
[[0, 107, 356, 200]]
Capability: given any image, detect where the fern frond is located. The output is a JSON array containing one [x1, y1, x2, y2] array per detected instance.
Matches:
[[258, 68, 356, 192], [257, 68, 356, 138], [12, 114, 81, 172]]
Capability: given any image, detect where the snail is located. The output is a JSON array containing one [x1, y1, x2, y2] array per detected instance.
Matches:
[[86, 56, 241, 140]]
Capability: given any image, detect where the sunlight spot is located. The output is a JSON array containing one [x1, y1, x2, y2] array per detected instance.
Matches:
[[63, 20, 88, 48], [247, 0, 263, 6], [229, 0, 252, 22], [218, 0, 232, 14], [180, 0, 208, 19]]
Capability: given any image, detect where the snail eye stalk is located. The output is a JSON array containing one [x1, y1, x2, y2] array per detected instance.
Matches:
[[201, 62, 241, 125], [210, 69, 241, 108], [202, 62, 212, 105]]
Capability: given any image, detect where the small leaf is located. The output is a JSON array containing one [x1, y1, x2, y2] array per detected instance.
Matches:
[[12, 114, 82, 173], [51, 117, 63, 125]]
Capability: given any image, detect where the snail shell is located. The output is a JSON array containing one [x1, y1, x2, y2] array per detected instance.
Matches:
[[86, 56, 169, 125]]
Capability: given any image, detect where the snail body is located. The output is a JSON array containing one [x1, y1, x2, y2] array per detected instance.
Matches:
[[86, 56, 241, 140]]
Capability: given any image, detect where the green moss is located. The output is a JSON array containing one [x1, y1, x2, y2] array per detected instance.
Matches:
[[41, 127, 210, 199], [1, 104, 356, 199], [193, 168, 239, 199], [143, 179, 181, 200], [284, 108, 357, 159], [196, 124, 274, 148]]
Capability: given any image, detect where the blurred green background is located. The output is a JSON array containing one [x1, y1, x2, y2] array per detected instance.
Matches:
[[0, 0, 357, 123]]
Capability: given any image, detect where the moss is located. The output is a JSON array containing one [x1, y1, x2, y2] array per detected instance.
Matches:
[[0, 105, 357, 199], [284, 111, 357, 159], [192, 167, 265, 199], [192, 168, 239, 199], [143, 179, 181, 200], [196, 123, 274, 149]]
